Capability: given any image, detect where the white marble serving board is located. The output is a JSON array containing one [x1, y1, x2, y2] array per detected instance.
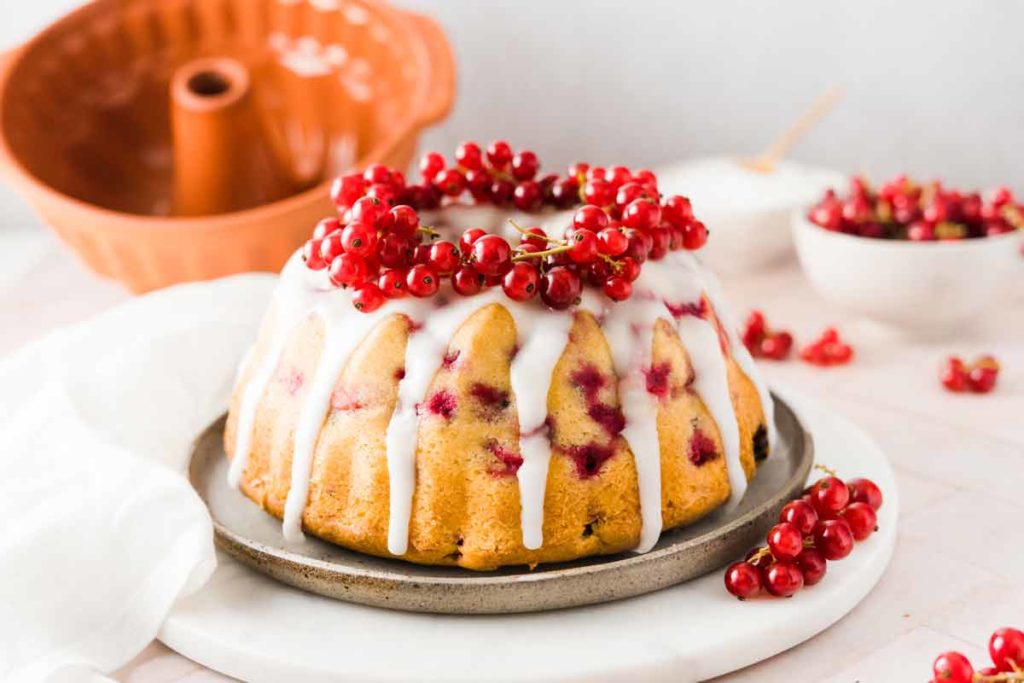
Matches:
[[158, 389, 898, 682]]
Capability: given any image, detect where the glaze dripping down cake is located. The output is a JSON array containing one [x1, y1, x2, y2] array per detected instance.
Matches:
[[224, 148, 775, 570]]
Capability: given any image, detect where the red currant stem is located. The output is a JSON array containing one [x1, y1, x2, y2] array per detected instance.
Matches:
[[748, 546, 773, 564], [813, 463, 839, 477], [803, 537, 815, 548], [512, 244, 572, 262], [975, 671, 1024, 682], [417, 225, 441, 239], [507, 219, 560, 244]]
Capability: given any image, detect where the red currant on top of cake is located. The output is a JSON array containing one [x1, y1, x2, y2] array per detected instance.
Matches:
[[224, 142, 777, 570], [807, 175, 1024, 240]]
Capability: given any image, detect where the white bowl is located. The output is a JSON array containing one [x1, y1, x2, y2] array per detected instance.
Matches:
[[656, 157, 845, 273], [793, 211, 1024, 336]]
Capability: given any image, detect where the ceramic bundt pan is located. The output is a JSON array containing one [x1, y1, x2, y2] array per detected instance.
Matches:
[[0, 0, 455, 292]]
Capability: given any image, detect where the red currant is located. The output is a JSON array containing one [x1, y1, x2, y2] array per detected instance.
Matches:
[[582, 179, 615, 207], [619, 256, 641, 282], [352, 283, 385, 312], [847, 478, 883, 511], [567, 228, 599, 264], [941, 356, 969, 392], [489, 179, 515, 205], [459, 228, 487, 255], [540, 266, 582, 310], [464, 169, 491, 201], [603, 276, 632, 301], [573, 204, 609, 232], [989, 627, 1024, 673], [502, 262, 540, 301], [762, 560, 804, 597], [419, 152, 445, 182], [341, 221, 378, 257], [779, 499, 819, 535], [329, 253, 369, 288], [302, 239, 326, 270], [363, 163, 393, 186], [406, 264, 439, 298], [455, 141, 483, 170], [428, 241, 461, 275], [568, 162, 589, 180], [681, 220, 709, 250], [434, 168, 466, 197], [319, 230, 345, 262], [622, 198, 662, 231], [813, 519, 854, 560], [350, 196, 386, 227], [549, 177, 580, 208], [615, 182, 650, 208], [766, 522, 804, 560], [330, 173, 366, 209], [724, 561, 762, 600], [511, 150, 539, 181], [520, 226, 549, 248], [809, 476, 850, 515], [662, 195, 694, 227], [597, 227, 628, 256], [377, 234, 413, 268], [452, 266, 484, 296], [933, 652, 974, 683], [471, 235, 513, 276], [968, 355, 1000, 393], [513, 181, 543, 211], [313, 217, 342, 240], [378, 268, 408, 298], [842, 502, 878, 541], [795, 548, 827, 586], [378, 205, 418, 239], [486, 140, 513, 169], [647, 227, 671, 261]]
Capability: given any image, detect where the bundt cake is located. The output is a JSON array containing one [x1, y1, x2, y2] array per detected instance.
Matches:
[[225, 143, 775, 570]]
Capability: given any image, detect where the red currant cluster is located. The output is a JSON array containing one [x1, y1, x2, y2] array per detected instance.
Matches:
[[932, 627, 1024, 682], [724, 470, 882, 599], [742, 310, 794, 360], [808, 175, 1024, 241], [302, 142, 709, 312], [741, 312, 854, 366], [941, 354, 1001, 394], [799, 327, 854, 366]]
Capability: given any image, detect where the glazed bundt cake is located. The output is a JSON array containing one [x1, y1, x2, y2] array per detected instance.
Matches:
[[225, 144, 775, 570]]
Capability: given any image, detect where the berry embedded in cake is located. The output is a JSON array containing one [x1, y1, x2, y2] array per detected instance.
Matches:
[[224, 142, 776, 570]]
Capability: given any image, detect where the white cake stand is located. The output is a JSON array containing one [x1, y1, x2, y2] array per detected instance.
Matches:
[[160, 389, 898, 682]]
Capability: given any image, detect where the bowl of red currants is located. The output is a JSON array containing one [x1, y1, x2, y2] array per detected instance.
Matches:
[[793, 176, 1024, 335]]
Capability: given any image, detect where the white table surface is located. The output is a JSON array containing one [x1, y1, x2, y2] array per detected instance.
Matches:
[[2, 194, 1022, 681]]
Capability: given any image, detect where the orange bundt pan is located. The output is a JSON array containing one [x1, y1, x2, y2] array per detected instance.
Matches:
[[0, 0, 455, 292]]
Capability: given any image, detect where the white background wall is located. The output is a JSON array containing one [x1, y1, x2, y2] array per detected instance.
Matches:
[[399, 0, 1023, 190], [2, 0, 1021, 191]]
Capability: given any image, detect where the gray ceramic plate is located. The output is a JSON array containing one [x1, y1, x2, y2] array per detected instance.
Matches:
[[189, 395, 812, 614]]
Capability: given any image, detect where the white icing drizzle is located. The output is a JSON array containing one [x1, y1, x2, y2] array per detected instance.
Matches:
[[227, 208, 774, 557]]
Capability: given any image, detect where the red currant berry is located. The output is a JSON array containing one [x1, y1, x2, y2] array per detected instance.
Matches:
[[380, 205, 419, 239], [329, 173, 366, 209], [847, 478, 883, 511], [633, 168, 657, 186], [419, 152, 445, 182], [455, 141, 483, 170], [968, 355, 1000, 393], [464, 169, 491, 201], [350, 196, 386, 227], [989, 627, 1024, 673], [618, 256, 641, 282], [489, 179, 516, 205], [780, 499, 819, 535], [622, 198, 662, 231], [573, 204, 610, 232], [362, 163, 393, 186], [319, 230, 345, 262], [681, 220, 709, 250], [795, 548, 827, 586], [647, 227, 671, 261], [582, 179, 615, 208], [352, 283, 385, 312], [662, 195, 694, 227], [365, 182, 398, 208], [302, 239, 327, 270], [623, 229, 650, 263], [597, 227, 629, 256], [540, 266, 582, 310], [724, 561, 762, 600], [378, 268, 408, 298], [606, 165, 632, 188], [842, 502, 878, 541], [549, 177, 580, 208], [511, 150, 539, 181], [907, 220, 936, 241], [520, 226, 549, 248], [471, 234, 513, 276], [762, 560, 804, 597], [614, 182, 649, 208], [459, 228, 487, 255], [433, 168, 466, 197], [377, 234, 413, 268], [340, 221, 378, 257], [603, 275, 632, 301], [313, 217, 342, 240], [502, 262, 540, 301], [809, 476, 850, 515], [486, 140, 513, 169], [940, 356, 969, 392], [513, 180, 543, 211], [452, 266, 485, 296], [568, 161, 589, 180], [329, 253, 369, 288], [933, 652, 974, 683], [766, 522, 804, 560], [567, 228, 599, 264], [427, 241, 461, 275], [813, 519, 854, 560], [406, 264, 439, 298]]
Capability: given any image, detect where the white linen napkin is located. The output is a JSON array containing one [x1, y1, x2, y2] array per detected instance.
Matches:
[[0, 274, 276, 682]]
